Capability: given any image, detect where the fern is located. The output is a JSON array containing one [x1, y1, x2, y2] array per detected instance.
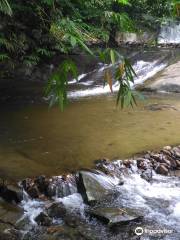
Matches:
[[24, 55, 40, 67], [37, 48, 53, 57]]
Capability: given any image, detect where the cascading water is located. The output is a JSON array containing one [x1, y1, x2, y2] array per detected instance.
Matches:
[[18, 165, 180, 240], [67, 50, 172, 98], [158, 21, 180, 44]]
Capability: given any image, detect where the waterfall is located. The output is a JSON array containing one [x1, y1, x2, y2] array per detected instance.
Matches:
[[158, 21, 180, 44]]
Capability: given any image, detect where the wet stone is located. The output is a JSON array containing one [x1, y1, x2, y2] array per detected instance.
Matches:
[[155, 164, 169, 175], [89, 207, 143, 226], [35, 212, 52, 226], [46, 202, 66, 218], [26, 185, 40, 198], [172, 147, 180, 158], [76, 170, 119, 204], [0, 184, 23, 204], [34, 175, 49, 195], [140, 169, 153, 182]]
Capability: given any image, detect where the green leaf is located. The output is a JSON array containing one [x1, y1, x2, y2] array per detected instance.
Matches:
[[0, 0, 12, 16], [70, 36, 77, 47], [110, 49, 116, 65]]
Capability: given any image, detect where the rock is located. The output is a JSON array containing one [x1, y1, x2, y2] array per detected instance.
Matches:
[[172, 147, 180, 158], [0, 229, 22, 240], [155, 164, 169, 175], [168, 158, 177, 169], [95, 159, 111, 174], [34, 212, 52, 226], [141, 61, 180, 93], [123, 160, 132, 168], [47, 226, 65, 235], [46, 183, 56, 198], [145, 104, 178, 111], [136, 158, 150, 170], [151, 153, 171, 166], [0, 184, 22, 204], [163, 146, 172, 151], [115, 31, 156, 45], [76, 170, 119, 204], [34, 175, 49, 195], [89, 207, 143, 226], [46, 202, 66, 218], [22, 175, 77, 200], [21, 178, 33, 191], [140, 169, 153, 182], [64, 214, 83, 228], [176, 160, 180, 169], [26, 185, 39, 198], [47, 175, 77, 199], [161, 149, 172, 158]]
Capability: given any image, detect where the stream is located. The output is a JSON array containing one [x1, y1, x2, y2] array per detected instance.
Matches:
[[0, 46, 180, 240]]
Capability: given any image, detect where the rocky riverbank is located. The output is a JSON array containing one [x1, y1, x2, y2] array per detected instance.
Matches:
[[0, 145, 180, 240], [139, 60, 180, 93]]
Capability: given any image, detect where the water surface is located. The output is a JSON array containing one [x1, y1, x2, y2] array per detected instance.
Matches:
[[1, 93, 180, 180]]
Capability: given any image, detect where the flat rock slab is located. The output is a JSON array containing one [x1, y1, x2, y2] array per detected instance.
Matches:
[[89, 207, 143, 225], [141, 61, 180, 92]]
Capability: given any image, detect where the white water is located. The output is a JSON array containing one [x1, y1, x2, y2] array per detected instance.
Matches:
[[68, 59, 167, 99], [158, 22, 180, 44]]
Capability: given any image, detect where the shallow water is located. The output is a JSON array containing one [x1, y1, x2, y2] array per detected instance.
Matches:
[[0, 93, 180, 180], [19, 168, 180, 240]]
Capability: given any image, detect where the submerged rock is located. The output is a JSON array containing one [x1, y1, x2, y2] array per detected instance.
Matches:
[[76, 170, 119, 204], [145, 103, 178, 111], [89, 207, 143, 226]]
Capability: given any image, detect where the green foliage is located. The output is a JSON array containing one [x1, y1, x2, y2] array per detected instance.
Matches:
[[100, 48, 137, 108], [45, 59, 78, 110], [0, 0, 177, 110], [0, 0, 12, 16]]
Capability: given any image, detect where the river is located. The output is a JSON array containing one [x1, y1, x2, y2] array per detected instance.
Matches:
[[0, 47, 180, 240], [0, 47, 180, 180]]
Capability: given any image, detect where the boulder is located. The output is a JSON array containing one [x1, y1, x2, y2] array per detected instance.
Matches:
[[46, 202, 66, 218], [155, 164, 169, 175], [89, 207, 143, 226], [34, 175, 49, 195], [26, 185, 40, 199], [140, 169, 153, 182], [145, 104, 177, 111], [176, 160, 180, 169], [0, 184, 22, 204], [76, 170, 119, 204], [163, 146, 172, 151], [34, 212, 52, 226], [172, 147, 180, 158]]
